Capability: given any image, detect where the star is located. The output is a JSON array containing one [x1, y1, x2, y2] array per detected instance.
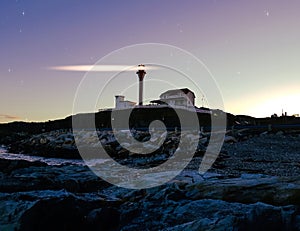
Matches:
[[177, 23, 183, 33], [264, 10, 270, 17], [8, 68, 12, 73], [22, 11, 25, 16]]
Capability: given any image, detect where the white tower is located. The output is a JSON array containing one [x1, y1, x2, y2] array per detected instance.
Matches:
[[136, 64, 146, 106]]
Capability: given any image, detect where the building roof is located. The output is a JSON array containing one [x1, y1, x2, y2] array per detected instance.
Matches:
[[122, 100, 136, 104], [149, 100, 167, 105], [160, 88, 195, 98]]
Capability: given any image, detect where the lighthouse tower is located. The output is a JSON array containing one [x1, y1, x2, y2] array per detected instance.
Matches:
[[136, 64, 146, 106]]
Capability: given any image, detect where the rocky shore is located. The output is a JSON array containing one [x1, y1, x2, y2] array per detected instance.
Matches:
[[7, 130, 81, 159], [1, 129, 300, 230], [2, 158, 300, 230], [6, 129, 209, 164]]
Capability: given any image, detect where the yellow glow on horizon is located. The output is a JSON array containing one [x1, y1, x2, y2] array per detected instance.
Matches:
[[248, 93, 300, 117], [225, 85, 300, 117]]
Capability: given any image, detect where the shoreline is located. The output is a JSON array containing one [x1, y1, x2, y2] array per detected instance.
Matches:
[[1, 129, 300, 229]]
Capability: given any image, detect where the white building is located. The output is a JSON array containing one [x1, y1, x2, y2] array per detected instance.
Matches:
[[152, 88, 195, 108], [115, 88, 196, 109], [115, 95, 136, 109]]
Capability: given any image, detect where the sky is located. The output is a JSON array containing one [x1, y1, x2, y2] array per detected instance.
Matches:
[[1, 0, 300, 123]]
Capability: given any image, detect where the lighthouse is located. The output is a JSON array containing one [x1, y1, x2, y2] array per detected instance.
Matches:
[[136, 64, 146, 106]]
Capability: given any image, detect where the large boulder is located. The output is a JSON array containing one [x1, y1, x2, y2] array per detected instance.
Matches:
[[19, 196, 120, 231]]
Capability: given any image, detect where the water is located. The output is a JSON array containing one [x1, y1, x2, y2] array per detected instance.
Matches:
[[0, 146, 109, 166]]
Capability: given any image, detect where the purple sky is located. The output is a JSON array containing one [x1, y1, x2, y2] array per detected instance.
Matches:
[[1, 0, 300, 122]]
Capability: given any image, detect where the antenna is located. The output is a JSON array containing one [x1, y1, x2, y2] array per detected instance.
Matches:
[[201, 94, 205, 107]]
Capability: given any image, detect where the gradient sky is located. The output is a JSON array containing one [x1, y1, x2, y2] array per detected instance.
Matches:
[[1, 0, 300, 123]]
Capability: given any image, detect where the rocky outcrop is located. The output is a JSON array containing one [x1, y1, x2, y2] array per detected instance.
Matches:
[[0, 159, 110, 193], [6, 129, 211, 162], [2, 157, 300, 230], [0, 190, 122, 231], [19, 195, 121, 231], [8, 130, 81, 159], [1, 129, 300, 230], [164, 200, 299, 231]]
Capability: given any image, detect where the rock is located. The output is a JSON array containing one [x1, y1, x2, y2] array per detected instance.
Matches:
[[167, 199, 291, 231], [19, 196, 92, 231], [276, 131, 284, 136], [260, 131, 269, 136], [1, 188, 123, 230], [0, 159, 110, 193], [7, 131, 80, 159], [184, 174, 300, 206], [86, 207, 120, 231], [0, 159, 47, 174], [39, 137, 48, 144], [2, 160, 300, 230], [5, 129, 208, 161], [224, 135, 238, 143]]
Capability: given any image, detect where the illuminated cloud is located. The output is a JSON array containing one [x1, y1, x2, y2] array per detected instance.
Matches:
[[48, 65, 160, 72], [0, 114, 21, 120]]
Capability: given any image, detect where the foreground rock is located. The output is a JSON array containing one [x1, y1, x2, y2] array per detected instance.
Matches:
[[0, 190, 122, 231], [0, 159, 110, 193], [3, 190, 300, 231], [2, 158, 300, 230]]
